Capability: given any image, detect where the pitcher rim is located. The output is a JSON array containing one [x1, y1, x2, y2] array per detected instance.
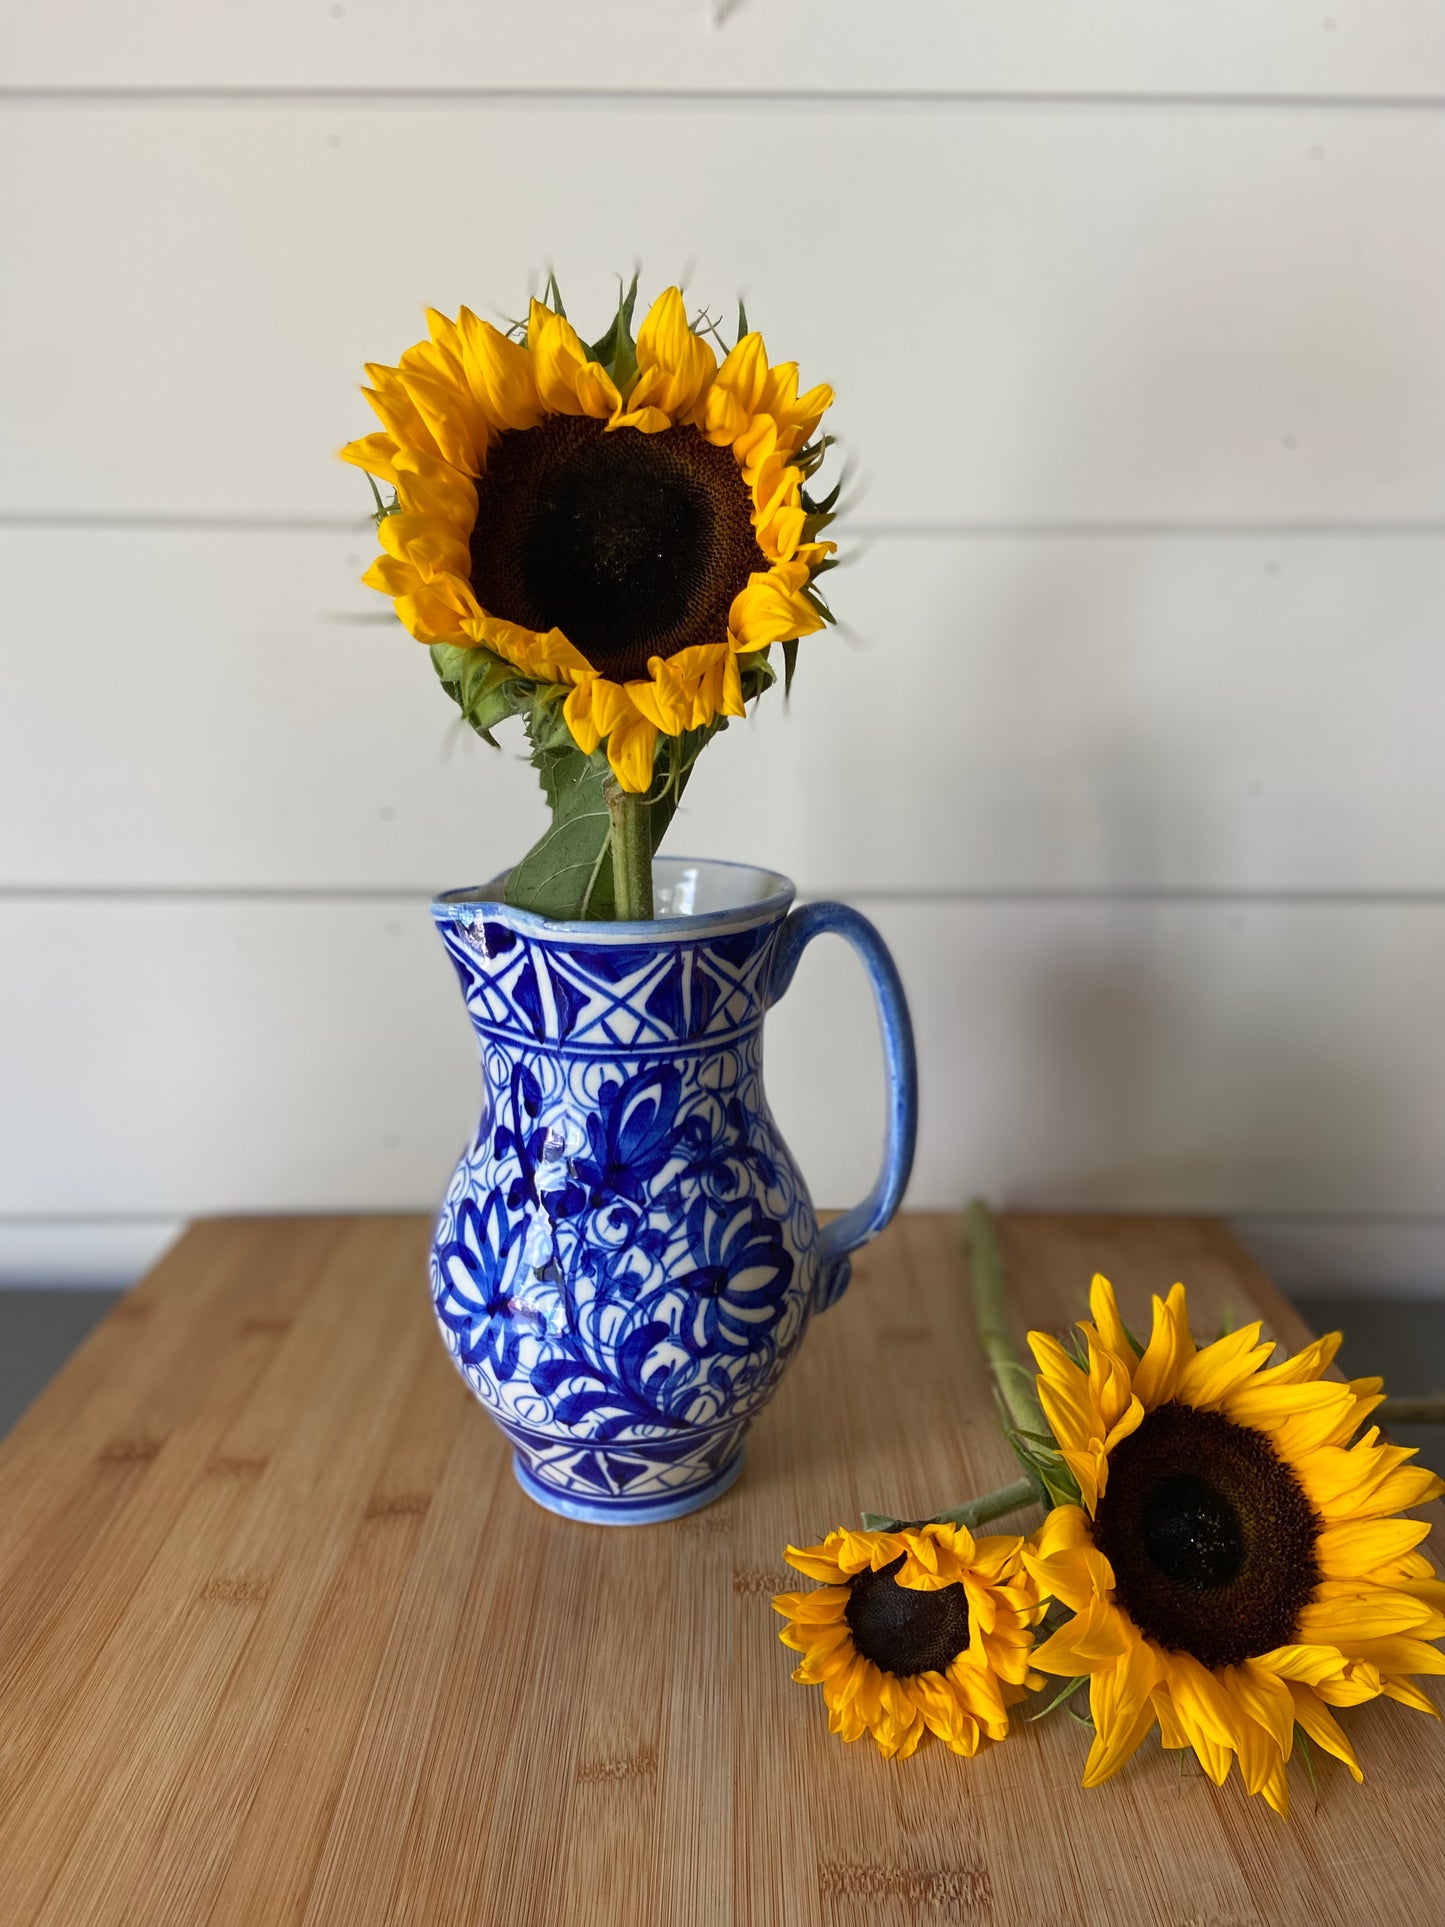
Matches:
[[431, 855, 797, 942]]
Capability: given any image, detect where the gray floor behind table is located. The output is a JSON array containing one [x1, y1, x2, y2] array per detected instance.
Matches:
[[0, 1289, 121, 1438], [0, 1286, 1441, 1476]]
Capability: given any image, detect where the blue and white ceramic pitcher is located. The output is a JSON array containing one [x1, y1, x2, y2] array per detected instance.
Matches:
[[429, 857, 917, 1524]]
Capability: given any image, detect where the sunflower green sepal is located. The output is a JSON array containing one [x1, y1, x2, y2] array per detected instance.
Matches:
[[1001, 1415, 1083, 1514], [587, 272, 640, 393], [430, 642, 535, 748]]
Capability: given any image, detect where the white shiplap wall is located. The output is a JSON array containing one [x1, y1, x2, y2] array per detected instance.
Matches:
[[3, 2, 1444, 1290]]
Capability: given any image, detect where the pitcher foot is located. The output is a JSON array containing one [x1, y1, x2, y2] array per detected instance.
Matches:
[[511, 1449, 745, 1526]]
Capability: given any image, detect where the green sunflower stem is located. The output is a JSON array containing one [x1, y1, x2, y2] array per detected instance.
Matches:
[[605, 781, 654, 922], [859, 1476, 1036, 1536], [965, 1197, 1046, 1437], [933, 1476, 1040, 1529]]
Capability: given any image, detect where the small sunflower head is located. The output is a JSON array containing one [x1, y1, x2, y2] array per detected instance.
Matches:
[[1023, 1274, 1445, 1815], [773, 1523, 1044, 1760]]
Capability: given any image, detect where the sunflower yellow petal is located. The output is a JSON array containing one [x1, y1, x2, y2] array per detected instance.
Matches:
[[1316, 1517, 1434, 1577], [392, 365, 486, 475], [910, 1671, 980, 1755], [340, 431, 402, 484], [1150, 1684, 1190, 1751], [1222, 1376, 1353, 1439], [727, 570, 824, 652], [1253, 1642, 1355, 1689], [607, 404, 673, 435], [1032, 1598, 1130, 1675], [1286, 1680, 1365, 1779], [1338, 1634, 1445, 1675], [1314, 1661, 1384, 1706], [1235, 1658, 1296, 1755], [1027, 1334, 1099, 1469], [1297, 1586, 1444, 1647], [599, 713, 656, 793], [362, 372, 444, 463], [757, 361, 834, 456], [1379, 1675, 1442, 1716], [1174, 1322, 1275, 1411], [392, 447, 478, 527], [1132, 1284, 1194, 1409], [772, 1584, 850, 1623], [528, 304, 622, 420], [1314, 1377, 1387, 1447], [457, 308, 544, 435], [1301, 1434, 1445, 1523], [965, 1531, 1021, 1578], [781, 1540, 849, 1584], [1084, 1274, 1135, 1364], [1081, 1637, 1159, 1787], [362, 555, 422, 599], [1248, 1330, 1343, 1387], [620, 285, 717, 426], [1159, 1649, 1240, 1756], [1030, 1503, 1092, 1561]]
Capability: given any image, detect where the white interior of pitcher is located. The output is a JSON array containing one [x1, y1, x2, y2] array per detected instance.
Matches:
[[436, 857, 794, 925]]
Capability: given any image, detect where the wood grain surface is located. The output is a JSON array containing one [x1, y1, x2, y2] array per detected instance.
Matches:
[[0, 1213, 1440, 1926]]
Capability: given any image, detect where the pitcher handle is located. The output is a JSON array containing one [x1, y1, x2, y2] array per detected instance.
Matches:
[[767, 901, 918, 1311]]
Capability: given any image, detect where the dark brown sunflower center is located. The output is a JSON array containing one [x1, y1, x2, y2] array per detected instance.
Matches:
[[467, 414, 765, 683], [1092, 1401, 1320, 1671], [844, 1555, 971, 1678]]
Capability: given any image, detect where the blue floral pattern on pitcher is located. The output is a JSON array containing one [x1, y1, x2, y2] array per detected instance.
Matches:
[[429, 859, 917, 1525]]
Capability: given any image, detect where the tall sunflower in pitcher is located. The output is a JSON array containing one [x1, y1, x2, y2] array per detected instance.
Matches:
[[342, 276, 838, 920]]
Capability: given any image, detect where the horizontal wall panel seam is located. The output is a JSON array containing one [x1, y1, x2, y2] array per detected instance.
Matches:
[[6, 88, 1445, 113], [7, 514, 1445, 540], [6, 887, 1445, 908]]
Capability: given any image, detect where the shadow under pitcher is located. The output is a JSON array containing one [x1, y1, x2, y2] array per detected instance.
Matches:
[[429, 857, 918, 1524]]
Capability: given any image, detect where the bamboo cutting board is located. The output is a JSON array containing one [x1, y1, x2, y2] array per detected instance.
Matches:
[[0, 1213, 1441, 1926]]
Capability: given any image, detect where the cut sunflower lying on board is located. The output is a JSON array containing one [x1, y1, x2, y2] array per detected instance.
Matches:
[[775, 1204, 1445, 1814], [342, 275, 837, 921]]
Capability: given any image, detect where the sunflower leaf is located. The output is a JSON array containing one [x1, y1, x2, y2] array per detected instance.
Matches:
[[782, 636, 800, 698], [736, 297, 749, 345], [505, 710, 706, 920], [506, 731, 619, 920]]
